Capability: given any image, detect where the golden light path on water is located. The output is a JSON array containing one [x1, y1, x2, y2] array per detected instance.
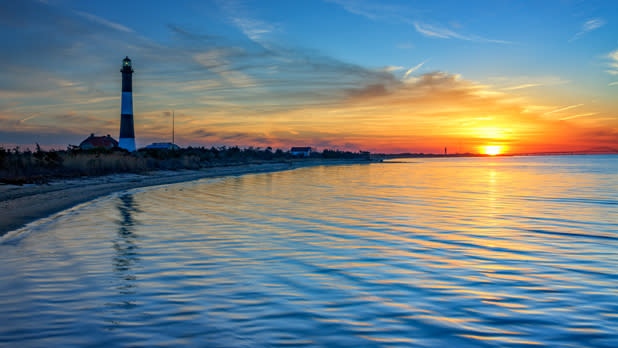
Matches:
[[0, 155, 617, 347]]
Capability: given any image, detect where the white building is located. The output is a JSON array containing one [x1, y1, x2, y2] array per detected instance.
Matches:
[[290, 147, 312, 157], [144, 142, 180, 150]]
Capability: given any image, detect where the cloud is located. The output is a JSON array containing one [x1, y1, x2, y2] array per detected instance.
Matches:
[[344, 83, 390, 100], [191, 128, 217, 138], [327, 1, 511, 45], [414, 22, 462, 39], [178, 80, 221, 92], [168, 24, 219, 42], [570, 18, 605, 42], [219, 70, 257, 88], [582, 18, 605, 31], [543, 104, 584, 116], [488, 75, 570, 92], [325, 0, 408, 21], [193, 49, 234, 70], [559, 112, 598, 121], [413, 22, 512, 44], [215, 0, 276, 45], [607, 49, 618, 82], [232, 17, 274, 42], [72, 10, 133, 33], [383, 66, 404, 72], [403, 60, 428, 78], [502, 84, 542, 91]]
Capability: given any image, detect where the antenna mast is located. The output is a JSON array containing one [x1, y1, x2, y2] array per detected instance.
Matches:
[[172, 110, 175, 145]]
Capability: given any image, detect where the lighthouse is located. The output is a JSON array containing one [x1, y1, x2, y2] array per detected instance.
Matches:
[[119, 56, 136, 151]]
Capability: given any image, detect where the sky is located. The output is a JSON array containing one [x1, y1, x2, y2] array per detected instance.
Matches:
[[1, 0, 617, 154]]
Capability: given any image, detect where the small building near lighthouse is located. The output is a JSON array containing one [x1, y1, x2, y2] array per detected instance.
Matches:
[[290, 147, 312, 157], [144, 142, 180, 150], [79, 133, 118, 150]]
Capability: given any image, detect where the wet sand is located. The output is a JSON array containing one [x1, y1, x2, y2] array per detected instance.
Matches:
[[0, 160, 372, 236]]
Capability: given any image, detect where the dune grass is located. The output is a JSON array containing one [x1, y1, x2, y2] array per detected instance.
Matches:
[[0, 145, 371, 185]]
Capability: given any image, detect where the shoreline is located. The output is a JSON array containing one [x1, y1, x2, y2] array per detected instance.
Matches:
[[0, 159, 374, 236]]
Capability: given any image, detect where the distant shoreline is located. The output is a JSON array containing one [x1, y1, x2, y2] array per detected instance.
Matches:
[[0, 159, 374, 237]]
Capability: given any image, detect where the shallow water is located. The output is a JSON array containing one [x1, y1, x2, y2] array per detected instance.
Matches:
[[1, 155, 617, 347]]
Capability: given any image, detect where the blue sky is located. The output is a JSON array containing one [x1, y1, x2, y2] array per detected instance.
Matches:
[[1, 0, 617, 153]]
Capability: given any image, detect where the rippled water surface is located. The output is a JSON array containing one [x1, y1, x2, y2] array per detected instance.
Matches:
[[1, 155, 617, 347]]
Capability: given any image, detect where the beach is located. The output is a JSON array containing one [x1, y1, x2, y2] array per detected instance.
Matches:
[[0, 159, 371, 236]]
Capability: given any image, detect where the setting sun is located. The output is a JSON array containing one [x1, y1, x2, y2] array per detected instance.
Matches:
[[482, 145, 503, 156]]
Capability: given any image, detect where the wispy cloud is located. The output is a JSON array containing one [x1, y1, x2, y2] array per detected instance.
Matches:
[[583, 18, 605, 31], [216, 0, 276, 45], [383, 66, 404, 72], [607, 49, 618, 84], [413, 22, 511, 44], [403, 60, 428, 78], [168, 24, 219, 42], [560, 112, 598, 121], [232, 17, 274, 42], [72, 10, 132, 33], [414, 22, 463, 39], [19, 113, 41, 123], [488, 75, 570, 92], [570, 18, 605, 42], [502, 83, 542, 91], [325, 0, 409, 21], [178, 80, 221, 92], [193, 49, 233, 71], [544, 104, 584, 116], [328, 1, 511, 45]]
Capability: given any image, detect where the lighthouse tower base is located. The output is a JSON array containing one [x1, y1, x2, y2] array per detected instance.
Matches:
[[119, 138, 136, 152]]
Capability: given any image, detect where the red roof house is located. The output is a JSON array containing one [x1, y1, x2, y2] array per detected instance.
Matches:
[[79, 134, 119, 150]]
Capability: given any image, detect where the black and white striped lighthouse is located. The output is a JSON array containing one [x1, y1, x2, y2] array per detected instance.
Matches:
[[119, 56, 136, 151]]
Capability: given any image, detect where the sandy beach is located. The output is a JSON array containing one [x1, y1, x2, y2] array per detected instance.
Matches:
[[0, 159, 372, 236]]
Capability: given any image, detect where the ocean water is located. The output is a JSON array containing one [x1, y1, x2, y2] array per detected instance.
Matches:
[[1, 155, 617, 347]]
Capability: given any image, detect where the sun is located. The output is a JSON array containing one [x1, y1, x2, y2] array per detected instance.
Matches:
[[482, 145, 502, 156]]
